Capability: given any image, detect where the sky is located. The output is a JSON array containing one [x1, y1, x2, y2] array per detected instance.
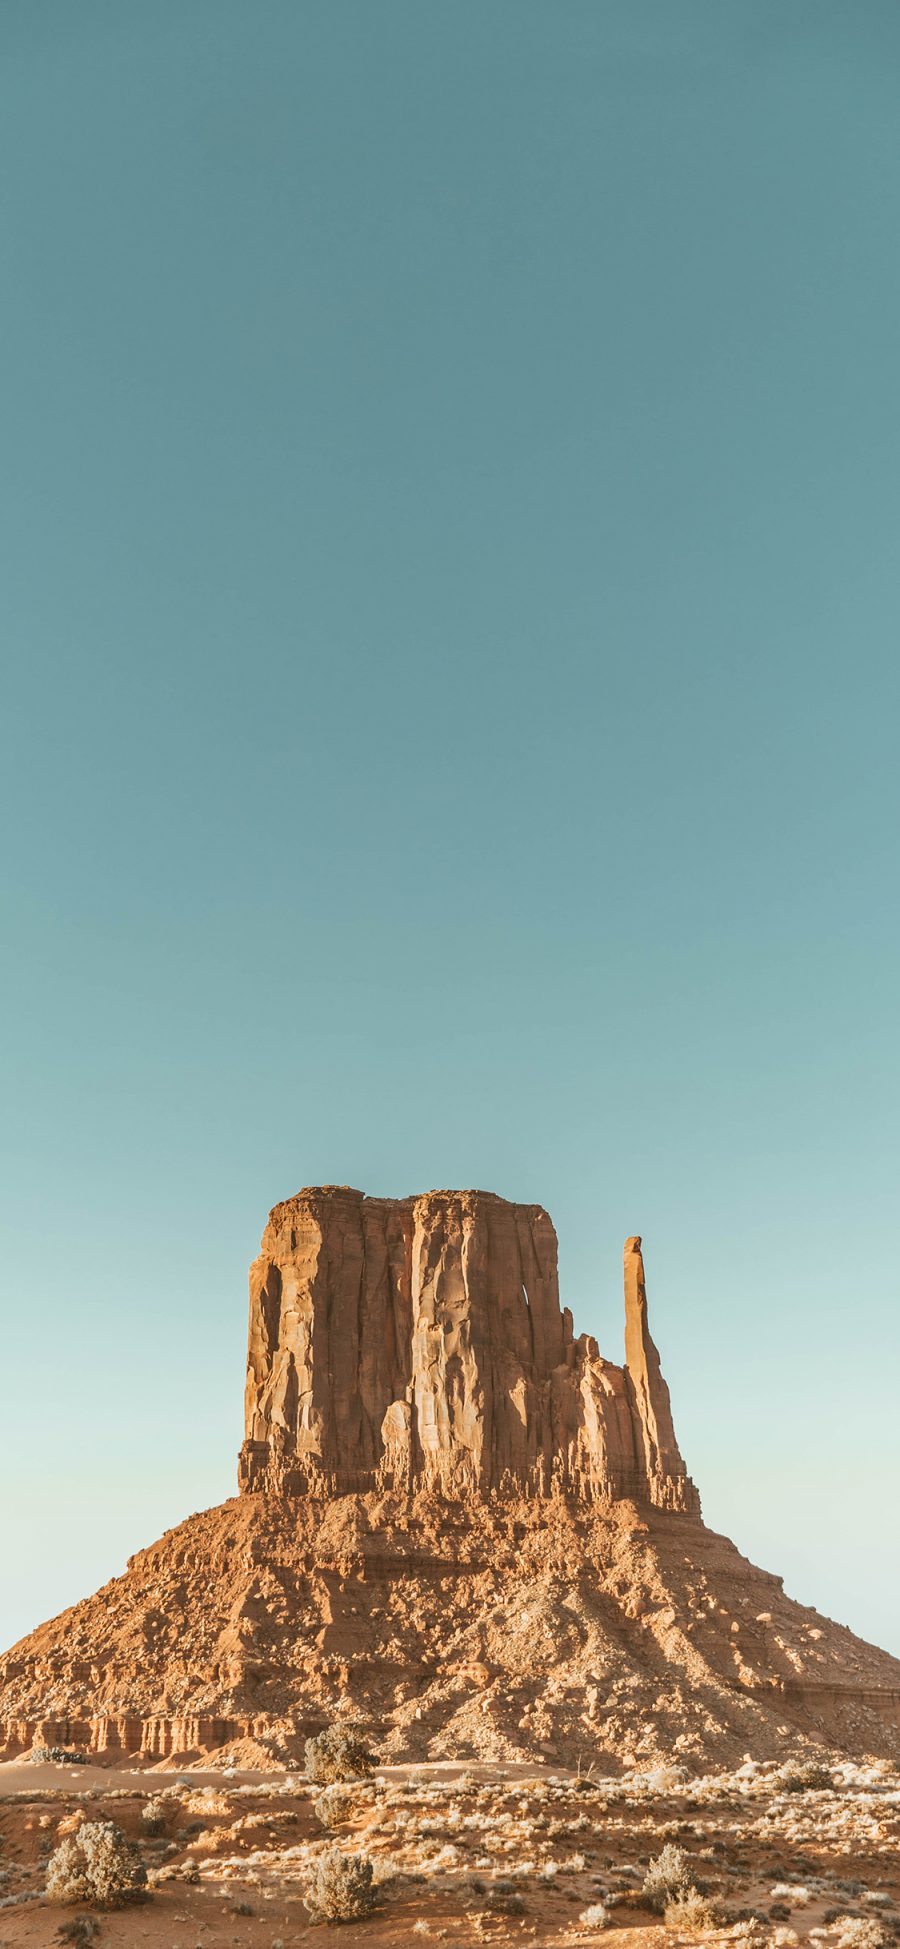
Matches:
[[1, 2, 898, 1661]]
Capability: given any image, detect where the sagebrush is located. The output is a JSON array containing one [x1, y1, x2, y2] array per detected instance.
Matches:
[[779, 1760, 833, 1793], [831, 1921, 884, 1949], [55, 1920, 100, 1946], [45, 1822, 148, 1908], [642, 1843, 691, 1912], [665, 1886, 717, 1931], [304, 1847, 375, 1923], [304, 1722, 375, 1785], [139, 1796, 170, 1837], [313, 1784, 361, 1828], [29, 1745, 87, 1765]]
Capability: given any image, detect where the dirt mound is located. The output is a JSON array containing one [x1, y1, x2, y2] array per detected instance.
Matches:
[[2, 1491, 898, 1770]]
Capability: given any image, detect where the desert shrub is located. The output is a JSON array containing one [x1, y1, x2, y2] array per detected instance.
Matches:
[[643, 1844, 691, 1913], [304, 1847, 375, 1923], [487, 1888, 525, 1915], [55, 1920, 100, 1946], [304, 1723, 375, 1785], [183, 1788, 230, 1816], [581, 1902, 609, 1927], [665, 1886, 717, 1931], [485, 1881, 525, 1915], [313, 1785, 359, 1828], [779, 1760, 833, 1793], [831, 1921, 884, 1949], [636, 1764, 689, 1794], [45, 1823, 148, 1908], [139, 1797, 170, 1838], [30, 1745, 87, 1765]]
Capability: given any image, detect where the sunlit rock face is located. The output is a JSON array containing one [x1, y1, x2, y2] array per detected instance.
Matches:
[[239, 1187, 699, 1514]]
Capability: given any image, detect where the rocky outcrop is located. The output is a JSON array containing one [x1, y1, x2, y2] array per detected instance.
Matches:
[[238, 1188, 699, 1513]]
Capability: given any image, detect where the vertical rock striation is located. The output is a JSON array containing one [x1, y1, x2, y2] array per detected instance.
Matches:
[[239, 1187, 699, 1514]]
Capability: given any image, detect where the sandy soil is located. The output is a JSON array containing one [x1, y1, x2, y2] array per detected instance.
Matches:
[[1, 1756, 897, 1949]]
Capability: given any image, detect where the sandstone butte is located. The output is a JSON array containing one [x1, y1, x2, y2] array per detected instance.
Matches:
[[2, 1186, 899, 1773], [240, 1189, 699, 1511]]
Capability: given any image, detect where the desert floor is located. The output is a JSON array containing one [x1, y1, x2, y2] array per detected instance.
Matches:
[[1, 1755, 898, 1949]]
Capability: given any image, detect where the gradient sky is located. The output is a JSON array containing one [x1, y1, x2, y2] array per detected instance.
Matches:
[[2, 2, 898, 1660]]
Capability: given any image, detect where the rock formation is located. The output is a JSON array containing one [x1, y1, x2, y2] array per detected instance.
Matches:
[[3, 1184, 899, 1773], [239, 1188, 699, 1513]]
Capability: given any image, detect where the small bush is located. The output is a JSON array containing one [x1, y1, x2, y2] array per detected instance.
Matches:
[[779, 1760, 833, 1793], [831, 1921, 884, 1949], [581, 1903, 609, 1928], [643, 1844, 691, 1913], [665, 1886, 716, 1931], [55, 1920, 100, 1945], [313, 1785, 359, 1828], [485, 1878, 525, 1915], [45, 1822, 148, 1908], [304, 1723, 375, 1785], [305, 1847, 375, 1924], [30, 1745, 87, 1766], [139, 1797, 170, 1838], [635, 1764, 689, 1794], [488, 1889, 525, 1915]]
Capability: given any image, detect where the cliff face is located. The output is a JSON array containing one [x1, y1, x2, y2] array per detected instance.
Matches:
[[239, 1189, 699, 1514]]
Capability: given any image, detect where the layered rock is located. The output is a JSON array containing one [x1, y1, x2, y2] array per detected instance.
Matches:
[[239, 1188, 699, 1513]]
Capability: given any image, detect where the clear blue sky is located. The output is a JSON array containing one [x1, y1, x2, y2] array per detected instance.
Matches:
[[2, 2, 898, 1659]]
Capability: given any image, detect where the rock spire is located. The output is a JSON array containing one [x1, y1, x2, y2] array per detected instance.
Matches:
[[239, 1188, 699, 1514]]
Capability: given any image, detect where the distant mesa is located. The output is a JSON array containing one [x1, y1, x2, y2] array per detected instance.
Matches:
[[239, 1187, 699, 1513]]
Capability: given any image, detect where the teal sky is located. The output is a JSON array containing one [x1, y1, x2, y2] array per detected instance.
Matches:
[[2, 3, 898, 1659]]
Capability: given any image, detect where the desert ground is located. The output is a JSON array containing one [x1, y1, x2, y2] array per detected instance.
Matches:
[[2, 1750, 898, 1949]]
